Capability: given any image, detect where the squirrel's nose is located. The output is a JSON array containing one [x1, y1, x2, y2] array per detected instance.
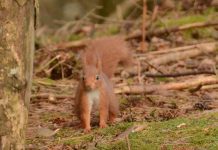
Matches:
[[85, 85, 92, 91], [84, 81, 93, 90], [85, 81, 96, 90]]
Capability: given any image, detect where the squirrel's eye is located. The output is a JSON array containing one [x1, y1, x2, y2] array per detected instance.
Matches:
[[96, 75, 100, 80], [82, 76, 85, 80]]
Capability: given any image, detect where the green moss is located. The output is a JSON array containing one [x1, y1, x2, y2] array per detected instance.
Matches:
[[119, 97, 128, 105], [94, 25, 120, 37], [183, 28, 215, 40], [31, 112, 218, 149], [68, 34, 83, 41], [126, 78, 134, 85], [96, 112, 218, 149], [204, 7, 216, 15], [154, 8, 217, 29], [150, 109, 157, 118], [57, 129, 94, 146], [33, 78, 56, 86], [152, 8, 218, 41], [97, 122, 133, 136], [155, 77, 172, 83], [154, 15, 206, 29], [97, 140, 129, 150], [107, 25, 120, 35]]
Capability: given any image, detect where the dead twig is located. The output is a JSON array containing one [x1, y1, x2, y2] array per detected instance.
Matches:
[[46, 59, 65, 75], [143, 60, 165, 74], [189, 84, 203, 93], [137, 60, 143, 84], [126, 135, 131, 150], [147, 0, 159, 29], [35, 55, 61, 74], [141, 0, 147, 51]]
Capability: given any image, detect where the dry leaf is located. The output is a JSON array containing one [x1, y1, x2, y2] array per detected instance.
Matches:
[[114, 124, 147, 141], [177, 123, 186, 128], [37, 127, 60, 137]]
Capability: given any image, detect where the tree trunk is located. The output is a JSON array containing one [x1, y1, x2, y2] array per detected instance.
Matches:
[[0, 0, 35, 149]]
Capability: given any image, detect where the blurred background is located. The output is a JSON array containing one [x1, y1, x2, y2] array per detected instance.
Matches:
[[39, 0, 218, 25], [37, 0, 218, 44], [40, 0, 133, 26]]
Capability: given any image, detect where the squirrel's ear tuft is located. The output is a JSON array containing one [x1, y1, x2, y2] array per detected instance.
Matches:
[[95, 53, 102, 71], [80, 50, 87, 66]]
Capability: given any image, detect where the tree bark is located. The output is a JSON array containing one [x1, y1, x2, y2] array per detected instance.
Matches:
[[0, 0, 35, 149]]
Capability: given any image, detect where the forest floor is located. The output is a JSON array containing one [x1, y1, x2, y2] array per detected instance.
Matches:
[[26, 6, 218, 150]]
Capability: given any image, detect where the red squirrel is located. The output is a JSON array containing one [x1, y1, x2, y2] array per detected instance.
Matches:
[[75, 52, 119, 133], [83, 35, 133, 78]]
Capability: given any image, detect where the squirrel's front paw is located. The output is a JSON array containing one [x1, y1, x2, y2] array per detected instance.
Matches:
[[84, 127, 91, 133], [99, 123, 107, 128]]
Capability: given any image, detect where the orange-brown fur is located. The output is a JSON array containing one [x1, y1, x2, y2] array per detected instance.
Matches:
[[75, 52, 119, 133], [83, 35, 133, 78]]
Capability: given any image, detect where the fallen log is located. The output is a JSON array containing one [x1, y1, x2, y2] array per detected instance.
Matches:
[[145, 70, 215, 78], [136, 42, 217, 63], [147, 41, 216, 55], [115, 76, 218, 94], [149, 42, 217, 65]]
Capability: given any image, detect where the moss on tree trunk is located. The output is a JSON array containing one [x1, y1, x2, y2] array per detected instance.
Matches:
[[0, 0, 34, 149]]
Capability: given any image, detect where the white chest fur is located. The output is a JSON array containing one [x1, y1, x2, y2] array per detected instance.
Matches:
[[86, 89, 100, 111]]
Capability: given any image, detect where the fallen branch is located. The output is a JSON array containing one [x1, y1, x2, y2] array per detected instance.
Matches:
[[162, 76, 218, 91], [145, 70, 215, 78], [136, 42, 217, 65], [149, 42, 217, 65], [147, 41, 215, 55], [34, 79, 76, 88], [115, 76, 218, 94], [36, 40, 86, 53], [31, 93, 74, 99], [126, 21, 218, 40], [55, 40, 86, 51], [147, 3, 159, 29], [202, 84, 218, 90]]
